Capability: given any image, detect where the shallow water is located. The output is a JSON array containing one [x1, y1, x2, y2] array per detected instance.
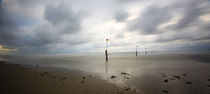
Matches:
[[1, 51, 210, 94]]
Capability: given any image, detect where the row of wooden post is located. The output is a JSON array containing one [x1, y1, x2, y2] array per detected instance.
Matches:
[[105, 39, 156, 61], [105, 38, 138, 61]]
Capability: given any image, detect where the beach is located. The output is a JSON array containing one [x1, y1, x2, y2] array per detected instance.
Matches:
[[0, 51, 210, 94]]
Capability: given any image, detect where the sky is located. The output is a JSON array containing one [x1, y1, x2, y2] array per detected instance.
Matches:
[[0, 0, 210, 54]]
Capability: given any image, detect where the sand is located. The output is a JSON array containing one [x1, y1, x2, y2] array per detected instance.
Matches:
[[1, 51, 210, 94], [0, 61, 138, 94]]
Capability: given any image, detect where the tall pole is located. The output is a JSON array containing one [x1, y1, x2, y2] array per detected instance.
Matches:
[[105, 38, 109, 61], [136, 45, 138, 56], [145, 48, 147, 55]]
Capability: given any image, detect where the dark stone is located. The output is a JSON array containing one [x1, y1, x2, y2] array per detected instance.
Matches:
[[121, 72, 129, 75], [164, 79, 168, 83], [111, 76, 117, 79], [173, 76, 181, 79], [185, 81, 192, 84], [82, 76, 86, 79]]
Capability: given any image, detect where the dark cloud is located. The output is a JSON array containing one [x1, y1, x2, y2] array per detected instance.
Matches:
[[128, 5, 172, 34], [170, 0, 208, 30], [22, 3, 88, 49], [128, 0, 210, 35], [0, 1, 88, 54], [0, 5, 21, 48], [44, 3, 84, 34], [114, 10, 128, 22]]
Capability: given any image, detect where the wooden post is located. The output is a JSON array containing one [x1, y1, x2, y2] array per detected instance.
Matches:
[[136, 45, 138, 56], [145, 48, 147, 55], [105, 38, 109, 61], [105, 50, 108, 61], [136, 51, 137, 56]]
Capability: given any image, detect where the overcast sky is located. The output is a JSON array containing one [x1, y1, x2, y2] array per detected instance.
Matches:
[[0, 0, 210, 54]]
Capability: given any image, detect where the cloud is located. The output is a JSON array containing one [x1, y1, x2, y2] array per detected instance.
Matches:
[[0, 4, 22, 48], [128, 0, 210, 35], [0, 0, 210, 54], [22, 3, 88, 49], [0, 1, 88, 54], [128, 5, 172, 34], [170, 0, 209, 30], [44, 3, 84, 34], [114, 10, 128, 22]]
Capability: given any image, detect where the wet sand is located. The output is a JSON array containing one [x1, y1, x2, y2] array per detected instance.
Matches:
[[0, 61, 139, 94], [1, 51, 210, 94]]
